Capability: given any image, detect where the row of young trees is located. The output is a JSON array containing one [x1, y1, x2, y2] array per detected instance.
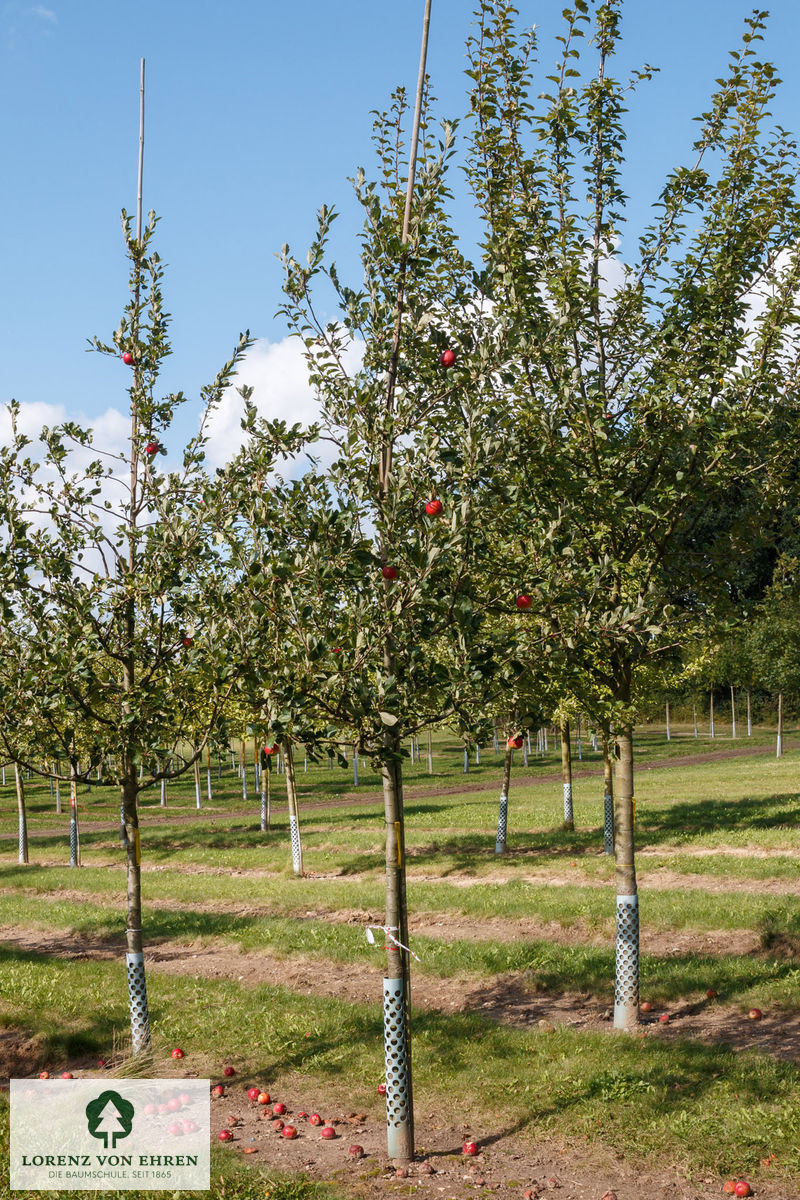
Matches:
[[2, 0, 800, 1164]]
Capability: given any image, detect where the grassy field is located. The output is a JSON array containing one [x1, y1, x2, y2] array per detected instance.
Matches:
[[1, 725, 799, 1199]]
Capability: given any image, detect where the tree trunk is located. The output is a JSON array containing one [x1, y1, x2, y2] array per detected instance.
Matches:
[[427, 727, 433, 774], [602, 728, 614, 856], [747, 690, 752, 737], [284, 740, 303, 875], [193, 754, 201, 809], [240, 731, 247, 801], [260, 748, 271, 833], [495, 743, 513, 855], [381, 730, 414, 1163], [710, 690, 715, 738], [353, 744, 359, 787], [15, 762, 28, 865], [777, 692, 783, 758], [665, 701, 670, 742], [613, 723, 639, 1030], [730, 685, 736, 739], [560, 720, 574, 831], [463, 741, 469, 773]]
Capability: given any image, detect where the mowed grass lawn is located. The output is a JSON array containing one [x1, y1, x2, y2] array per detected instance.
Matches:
[[1, 727, 800, 1198]]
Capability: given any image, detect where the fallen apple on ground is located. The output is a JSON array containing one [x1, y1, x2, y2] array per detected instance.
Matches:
[[211, 1085, 225, 1097], [271, 1118, 284, 1131], [320, 1126, 336, 1139], [273, 1102, 287, 1115], [309, 1112, 323, 1126], [257, 1092, 271, 1105], [218, 1129, 233, 1142], [659, 1013, 670, 1024], [734, 1184, 753, 1198], [170, 1048, 184, 1059], [223, 1066, 236, 1077], [349, 1145, 365, 1159], [376, 1083, 386, 1096], [706, 988, 718, 999], [61, 1072, 73, 1080], [747, 1008, 763, 1020], [462, 1141, 479, 1156], [281, 1125, 298, 1139], [640, 1001, 652, 1012], [247, 1087, 260, 1101], [38, 1072, 49, 1079]]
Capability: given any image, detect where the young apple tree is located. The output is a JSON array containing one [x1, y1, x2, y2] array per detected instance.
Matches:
[[465, 0, 800, 1028]]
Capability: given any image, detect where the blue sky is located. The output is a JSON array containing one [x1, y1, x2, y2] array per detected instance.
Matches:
[[2, 1, 800, 461]]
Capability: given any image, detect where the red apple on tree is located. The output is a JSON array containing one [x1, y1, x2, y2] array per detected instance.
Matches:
[[182, 636, 194, 648], [507, 735, 524, 749], [425, 499, 443, 516], [381, 565, 398, 580], [145, 440, 159, 456], [439, 349, 456, 368], [122, 351, 134, 365], [515, 594, 532, 610]]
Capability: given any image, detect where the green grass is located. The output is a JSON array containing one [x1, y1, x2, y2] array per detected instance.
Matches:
[[2, 951, 800, 1185], [3, 736, 800, 1193]]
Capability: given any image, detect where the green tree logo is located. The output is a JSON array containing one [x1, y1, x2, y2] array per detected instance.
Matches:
[[85, 1090, 135, 1149]]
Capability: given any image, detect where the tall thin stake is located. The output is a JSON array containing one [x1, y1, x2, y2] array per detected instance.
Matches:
[[136, 59, 145, 243]]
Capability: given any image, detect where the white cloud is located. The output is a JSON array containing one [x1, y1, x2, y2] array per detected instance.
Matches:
[[29, 5, 57, 22], [204, 334, 363, 470]]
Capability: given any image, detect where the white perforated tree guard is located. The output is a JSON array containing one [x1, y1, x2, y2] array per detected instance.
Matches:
[[289, 814, 302, 876], [126, 951, 151, 1054], [383, 977, 413, 1161], [563, 782, 573, 825], [603, 793, 614, 855], [614, 893, 639, 1028], [495, 792, 508, 855]]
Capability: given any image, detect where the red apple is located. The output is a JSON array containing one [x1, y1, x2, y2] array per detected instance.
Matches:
[[97, 1059, 107, 1068], [167, 1122, 183, 1136], [659, 1013, 670, 1024], [223, 1066, 236, 1077], [181, 1119, 197, 1134], [440, 349, 456, 368], [281, 1125, 298, 1139], [182, 636, 194, 648], [257, 1091, 271, 1105], [349, 1144, 365, 1159], [515, 594, 533, 610], [143, 1103, 156, 1116], [723, 1184, 737, 1195], [507, 736, 524, 750], [320, 1126, 336, 1139], [248, 1087, 261, 1101], [263, 746, 278, 756], [376, 1083, 386, 1096], [296, 1111, 309, 1120], [382, 565, 398, 581], [167, 1096, 182, 1111], [178, 1092, 191, 1105], [333, 647, 342, 654], [734, 1184, 752, 1198], [211, 1085, 225, 1098], [748, 1008, 763, 1020], [218, 1129, 233, 1142], [271, 1118, 284, 1131], [61, 1072, 73, 1080], [145, 440, 159, 456], [706, 988, 718, 999], [462, 1141, 479, 1156], [273, 1102, 286, 1115], [170, 1047, 184, 1059], [640, 1001, 652, 1013], [425, 499, 443, 516], [309, 1113, 323, 1126], [122, 351, 134, 365]]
